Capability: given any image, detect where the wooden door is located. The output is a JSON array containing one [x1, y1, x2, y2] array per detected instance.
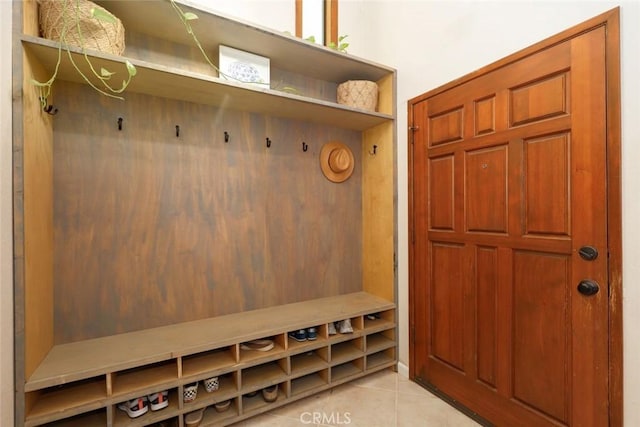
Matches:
[[409, 12, 621, 427]]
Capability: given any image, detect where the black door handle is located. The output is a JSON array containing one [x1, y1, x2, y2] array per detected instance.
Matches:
[[577, 280, 599, 296]]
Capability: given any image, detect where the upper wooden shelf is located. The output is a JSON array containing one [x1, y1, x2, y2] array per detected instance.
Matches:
[[23, 36, 393, 131], [22, 36, 393, 131], [26, 292, 394, 392], [95, 0, 394, 84]]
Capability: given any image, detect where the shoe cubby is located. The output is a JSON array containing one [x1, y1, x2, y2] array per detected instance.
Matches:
[[365, 330, 396, 355], [109, 361, 179, 401], [25, 376, 107, 427], [290, 369, 330, 397], [290, 348, 329, 378], [43, 409, 107, 427], [111, 387, 179, 426], [238, 334, 287, 366], [331, 358, 365, 383], [366, 348, 397, 371], [364, 309, 396, 333], [180, 346, 238, 379], [330, 337, 365, 366], [193, 399, 239, 426], [287, 325, 327, 352], [241, 382, 286, 414], [181, 371, 239, 413], [240, 359, 288, 394]]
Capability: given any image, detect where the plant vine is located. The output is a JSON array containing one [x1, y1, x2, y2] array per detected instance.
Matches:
[[32, 0, 136, 110]]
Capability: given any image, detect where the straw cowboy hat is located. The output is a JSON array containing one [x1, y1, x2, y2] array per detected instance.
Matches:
[[320, 141, 355, 183]]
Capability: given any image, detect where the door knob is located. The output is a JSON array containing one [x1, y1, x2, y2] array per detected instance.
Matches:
[[577, 280, 599, 296], [578, 246, 599, 261]]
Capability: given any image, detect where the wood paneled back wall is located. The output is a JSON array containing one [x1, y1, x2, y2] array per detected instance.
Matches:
[[53, 81, 362, 344]]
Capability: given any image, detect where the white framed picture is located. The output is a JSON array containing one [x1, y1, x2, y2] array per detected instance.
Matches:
[[218, 45, 270, 88]]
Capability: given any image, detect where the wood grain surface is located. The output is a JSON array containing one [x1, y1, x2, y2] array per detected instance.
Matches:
[[52, 81, 363, 343]]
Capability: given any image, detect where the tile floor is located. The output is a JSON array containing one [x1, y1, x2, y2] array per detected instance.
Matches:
[[233, 369, 481, 427]]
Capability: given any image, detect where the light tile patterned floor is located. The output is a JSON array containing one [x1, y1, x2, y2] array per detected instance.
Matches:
[[233, 370, 481, 427]]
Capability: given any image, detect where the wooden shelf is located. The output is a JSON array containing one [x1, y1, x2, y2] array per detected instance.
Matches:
[[367, 351, 396, 371], [94, 0, 393, 84], [110, 362, 178, 400], [290, 352, 328, 378], [199, 402, 239, 427], [331, 361, 363, 383], [366, 333, 396, 354], [331, 341, 363, 365], [291, 372, 329, 396], [45, 410, 106, 427], [26, 292, 393, 391], [181, 348, 237, 380], [288, 336, 327, 354], [363, 318, 396, 334], [242, 389, 286, 413], [241, 362, 287, 391], [22, 37, 393, 132], [113, 390, 180, 427], [25, 380, 107, 427], [182, 376, 238, 413]]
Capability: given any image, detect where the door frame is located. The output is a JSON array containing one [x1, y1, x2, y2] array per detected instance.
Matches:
[[407, 8, 622, 425]]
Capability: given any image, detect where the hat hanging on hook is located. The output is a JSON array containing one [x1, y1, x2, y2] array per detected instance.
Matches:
[[320, 141, 355, 183]]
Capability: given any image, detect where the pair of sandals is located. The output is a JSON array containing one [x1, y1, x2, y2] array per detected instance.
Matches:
[[118, 390, 169, 418]]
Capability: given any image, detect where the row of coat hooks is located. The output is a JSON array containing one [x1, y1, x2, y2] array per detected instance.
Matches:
[[116, 117, 313, 152]]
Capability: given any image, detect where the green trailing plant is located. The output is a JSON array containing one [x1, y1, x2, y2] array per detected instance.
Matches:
[[32, 0, 137, 110]]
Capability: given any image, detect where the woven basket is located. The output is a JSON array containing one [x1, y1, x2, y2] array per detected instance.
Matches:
[[337, 80, 378, 112], [39, 0, 125, 56]]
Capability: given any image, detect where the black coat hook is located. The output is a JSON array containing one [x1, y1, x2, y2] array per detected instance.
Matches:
[[176, 125, 180, 137], [224, 131, 230, 143], [43, 104, 58, 115], [117, 117, 123, 131], [266, 137, 271, 148], [302, 142, 308, 152]]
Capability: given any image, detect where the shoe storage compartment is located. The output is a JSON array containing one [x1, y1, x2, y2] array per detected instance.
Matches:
[[25, 377, 107, 427], [290, 347, 329, 378], [13, 1, 397, 425], [290, 369, 330, 397], [44, 409, 108, 427], [331, 358, 365, 383]]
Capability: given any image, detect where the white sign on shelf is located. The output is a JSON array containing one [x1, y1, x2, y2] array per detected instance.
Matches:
[[218, 45, 270, 88]]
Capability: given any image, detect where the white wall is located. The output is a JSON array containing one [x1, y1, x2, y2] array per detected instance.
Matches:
[[339, 0, 640, 424], [191, 0, 295, 34], [0, 0, 13, 425]]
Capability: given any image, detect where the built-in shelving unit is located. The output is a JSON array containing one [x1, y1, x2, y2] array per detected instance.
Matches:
[[13, 0, 397, 425], [25, 293, 395, 426]]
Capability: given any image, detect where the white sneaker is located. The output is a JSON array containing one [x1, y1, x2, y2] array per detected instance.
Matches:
[[118, 396, 149, 418], [339, 319, 353, 334], [328, 322, 337, 335]]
